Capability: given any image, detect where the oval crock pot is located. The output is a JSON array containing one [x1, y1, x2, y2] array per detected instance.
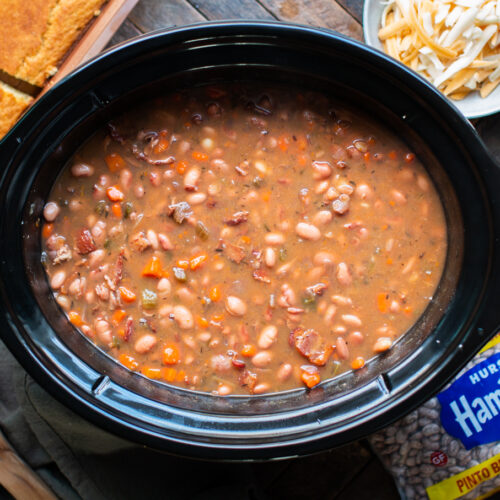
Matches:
[[0, 21, 500, 460]]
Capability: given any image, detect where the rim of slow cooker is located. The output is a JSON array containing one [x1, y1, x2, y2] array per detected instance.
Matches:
[[0, 21, 498, 459]]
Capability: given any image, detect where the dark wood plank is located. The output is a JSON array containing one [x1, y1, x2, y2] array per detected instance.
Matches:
[[258, 0, 362, 40], [337, 0, 363, 24], [186, 0, 277, 20], [129, 0, 206, 32], [107, 18, 143, 47]]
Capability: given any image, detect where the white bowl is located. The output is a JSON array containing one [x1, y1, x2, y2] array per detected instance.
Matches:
[[362, 0, 500, 119]]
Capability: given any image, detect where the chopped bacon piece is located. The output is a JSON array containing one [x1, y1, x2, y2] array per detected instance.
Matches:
[[224, 211, 248, 226], [130, 232, 151, 252], [113, 250, 125, 286], [290, 327, 333, 366], [53, 244, 72, 264], [75, 229, 96, 255], [252, 270, 271, 283], [306, 283, 328, 296], [124, 316, 134, 341], [168, 201, 192, 224], [224, 242, 246, 263], [239, 369, 257, 392]]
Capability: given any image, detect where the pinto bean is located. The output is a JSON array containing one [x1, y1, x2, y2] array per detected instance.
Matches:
[[331, 295, 353, 307], [187, 192, 207, 205], [355, 184, 373, 199], [348, 331, 364, 345], [51, 270, 66, 289], [277, 363, 293, 382], [201, 137, 214, 151], [336, 262, 352, 286], [217, 384, 232, 395], [315, 180, 329, 194], [91, 221, 107, 246], [295, 222, 321, 241], [253, 383, 270, 394], [312, 161, 332, 180], [43, 202, 60, 222], [336, 336, 349, 360], [211, 158, 229, 172], [252, 350, 272, 367], [324, 186, 339, 201], [173, 305, 194, 329], [391, 189, 407, 205], [71, 162, 94, 177], [313, 210, 333, 226], [88, 249, 105, 268], [120, 169, 132, 190], [313, 251, 335, 266], [177, 140, 191, 155], [338, 183, 354, 195], [157, 277, 171, 295], [134, 184, 145, 198], [264, 247, 276, 267], [373, 337, 393, 353], [258, 325, 278, 349], [417, 175, 429, 191], [184, 167, 201, 190], [135, 334, 157, 354], [211, 354, 232, 372], [158, 233, 174, 251], [146, 229, 159, 250], [341, 314, 362, 327], [323, 304, 337, 324], [225, 296, 247, 316], [68, 278, 85, 297], [56, 294, 71, 310], [95, 319, 112, 343], [265, 232, 285, 245]]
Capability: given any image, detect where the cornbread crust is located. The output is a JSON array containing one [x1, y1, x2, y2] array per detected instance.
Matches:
[[0, 82, 33, 139], [0, 0, 106, 87], [0, 0, 58, 79]]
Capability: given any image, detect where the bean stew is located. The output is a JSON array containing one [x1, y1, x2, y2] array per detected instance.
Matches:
[[41, 84, 447, 395]]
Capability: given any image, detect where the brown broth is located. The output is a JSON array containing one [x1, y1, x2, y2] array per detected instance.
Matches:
[[41, 84, 447, 395]]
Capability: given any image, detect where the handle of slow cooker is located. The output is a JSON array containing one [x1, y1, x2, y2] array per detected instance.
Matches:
[[474, 151, 500, 348]]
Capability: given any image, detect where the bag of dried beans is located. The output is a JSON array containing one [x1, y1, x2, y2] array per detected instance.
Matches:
[[370, 334, 500, 500]]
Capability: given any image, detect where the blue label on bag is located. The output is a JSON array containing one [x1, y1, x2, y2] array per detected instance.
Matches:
[[437, 352, 500, 450]]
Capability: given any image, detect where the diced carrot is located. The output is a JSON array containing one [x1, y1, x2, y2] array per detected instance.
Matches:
[[277, 135, 290, 152], [119, 286, 137, 303], [405, 153, 415, 163], [297, 135, 308, 151], [192, 151, 209, 162], [68, 311, 83, 327], [176, 370, 186, 382], [119, 354, 139, 371], [141, 366, 162, 379], [209, 285, 222, 302], [211, 313, 225, 323], [117, 328, 125, 338], [163, 344, 180, 365], [351, 357, 365, 370], [240, 235, 251, 245], [190, 254, 208, 270], [153, 138, 169, 155], [389, 200, 396, 207], [176, 160, 188, 174], [106, 185, 124, 202], [386, 257, 393, 265], [111, 202, 122, 218], [111, 309, 127, 326], [42, 223, 54, 239], [297, 154, 308, 166], [196, 316, 209, 328], [261, 190, 271, 202], [388, 150, 398, 160], [301, 370, 321, 389], [142, 255, 163, 278], [164, 367, 177, 382], [403, 306, 413, 316], [105, 153, 126, 172], [382, 224, 388, 230], [377, 293, 389, 313], [176, 259, 189, 270], [364, 152, 371, 162], [241, 344, 256, 357]]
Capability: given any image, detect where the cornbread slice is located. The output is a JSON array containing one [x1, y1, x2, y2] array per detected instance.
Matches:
[[0, 82, 33, 139], [0, 0, 106, 87]]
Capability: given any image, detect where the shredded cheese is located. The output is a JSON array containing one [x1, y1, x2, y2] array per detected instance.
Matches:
[[379, 0, 500, 98]]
